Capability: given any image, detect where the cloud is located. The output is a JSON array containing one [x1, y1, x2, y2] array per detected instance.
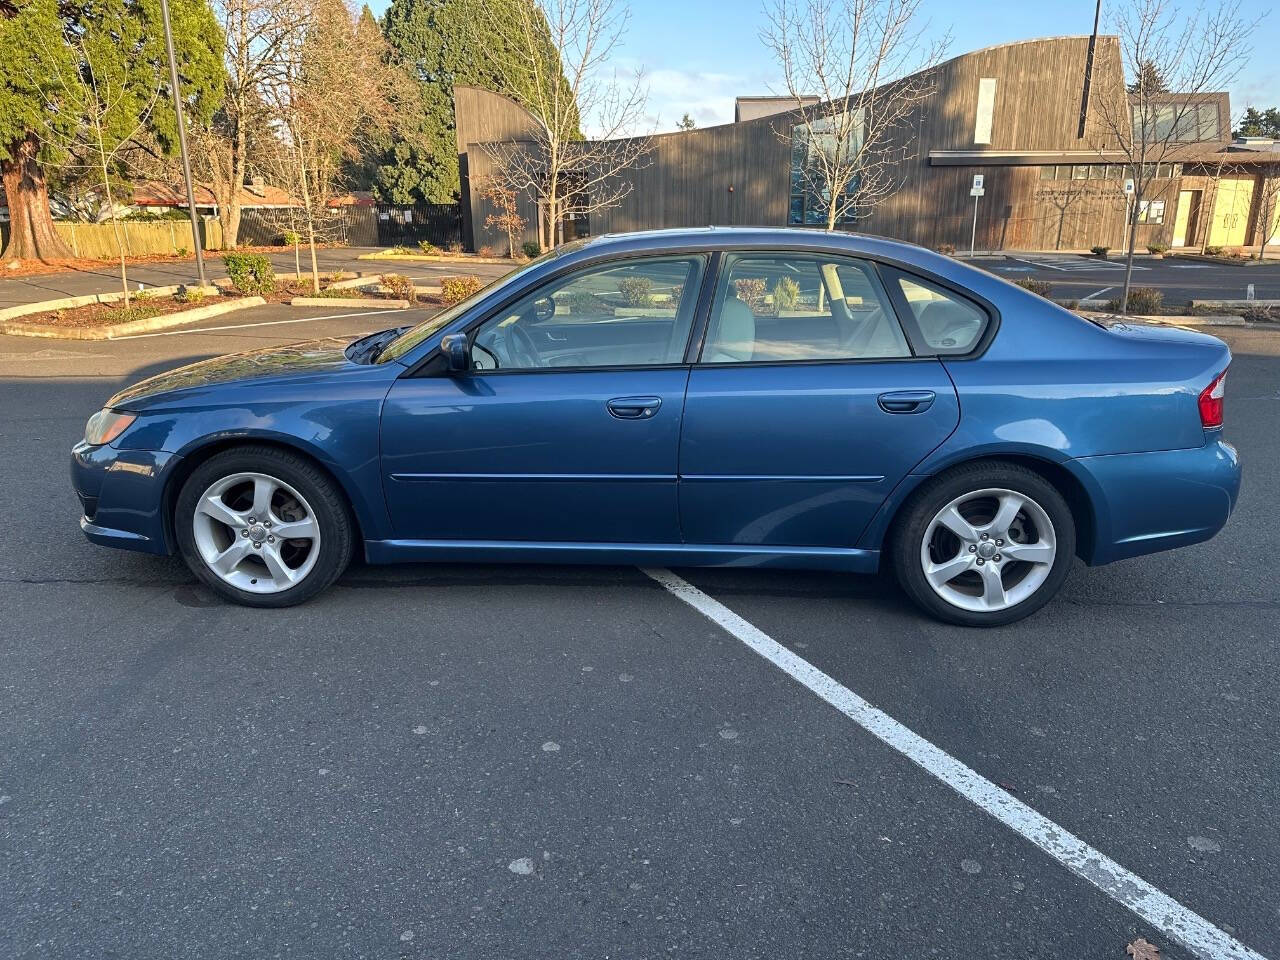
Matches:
[[585, 61, 781, 136]]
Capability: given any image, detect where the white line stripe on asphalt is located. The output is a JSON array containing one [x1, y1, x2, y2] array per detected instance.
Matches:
[[113, 308, 418, 340], [641, 567, 1269, 960], [1082, 286, 1114, 301]]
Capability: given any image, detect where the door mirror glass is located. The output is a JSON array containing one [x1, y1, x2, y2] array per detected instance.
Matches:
[[440, 333, 471, 372]]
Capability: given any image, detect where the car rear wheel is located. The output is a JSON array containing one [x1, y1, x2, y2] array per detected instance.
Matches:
[[891, 462, 1075, 626], [175, 446, 352, 607]]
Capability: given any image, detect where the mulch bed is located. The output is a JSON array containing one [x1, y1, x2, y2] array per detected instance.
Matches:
[[18, 293, 241, 329]]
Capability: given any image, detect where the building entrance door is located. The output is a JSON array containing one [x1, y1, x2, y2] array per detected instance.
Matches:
[[1208, 179, 1254, 247], [1171, 190, 1200, 247]]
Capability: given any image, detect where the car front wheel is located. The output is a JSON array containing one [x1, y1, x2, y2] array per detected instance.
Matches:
[[892, 462, 1075, 626], [175, 446, 353, 607]]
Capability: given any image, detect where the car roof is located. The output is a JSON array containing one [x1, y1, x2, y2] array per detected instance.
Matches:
[[567, 226, 930, 259]]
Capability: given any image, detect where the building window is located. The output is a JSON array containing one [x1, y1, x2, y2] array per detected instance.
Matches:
[[1132, 102, 1221, 142], [788, 113, 862, 226], [1040, 165, 1057, 181], [974, 78, 997, 144]]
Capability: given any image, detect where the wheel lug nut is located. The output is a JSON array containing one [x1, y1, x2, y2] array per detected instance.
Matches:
[[996, 538, 1004, 546], [241, 529, 248, 537], [980, 533, 988, 540], [968, 545, 976, 553], [248, 517, 256, 524], [268, 536, 275, 543], [976, 558, 985, 565], [994, 554, 1002, 562]]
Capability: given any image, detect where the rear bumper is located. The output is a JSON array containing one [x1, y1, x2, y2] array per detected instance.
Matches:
[[71, 442, 179, 556], [1070, 438, 1240, 565]]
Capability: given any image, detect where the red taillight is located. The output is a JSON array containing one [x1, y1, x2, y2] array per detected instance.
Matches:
[[1198, 370, 1227, 428]]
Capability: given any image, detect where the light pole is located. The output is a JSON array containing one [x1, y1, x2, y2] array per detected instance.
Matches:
[[159, 0, 208, 288]]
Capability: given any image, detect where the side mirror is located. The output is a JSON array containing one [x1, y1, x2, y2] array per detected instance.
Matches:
[[440, 333, 471, 373]]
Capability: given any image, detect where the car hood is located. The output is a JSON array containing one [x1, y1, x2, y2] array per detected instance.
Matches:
[[108, 337, 359, 409]]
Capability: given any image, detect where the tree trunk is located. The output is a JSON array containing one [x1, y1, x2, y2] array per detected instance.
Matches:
[[1120, 196, 1140, 314], [1, 133, 76, 263]]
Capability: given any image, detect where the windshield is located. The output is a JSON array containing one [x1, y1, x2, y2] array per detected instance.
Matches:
[[375, 246, 572, 364]]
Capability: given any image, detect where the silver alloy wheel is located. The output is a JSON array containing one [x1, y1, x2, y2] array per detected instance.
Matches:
[[919, 487, 1057, 613], [191, 471, 321, 594]]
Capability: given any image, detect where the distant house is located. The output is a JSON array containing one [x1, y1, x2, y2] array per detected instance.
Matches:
[[128, 178, 299, 217]]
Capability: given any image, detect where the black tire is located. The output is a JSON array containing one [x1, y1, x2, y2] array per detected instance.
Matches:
[[174, 445, 353, 608], [890, 461, 1076, 627]]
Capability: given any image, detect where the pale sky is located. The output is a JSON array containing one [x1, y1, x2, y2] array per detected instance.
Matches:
[[366, 0, 1277, 134]]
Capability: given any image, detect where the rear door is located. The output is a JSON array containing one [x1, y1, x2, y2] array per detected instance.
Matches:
[[678, 252, 962, 547], [380, 255, 706, 544]]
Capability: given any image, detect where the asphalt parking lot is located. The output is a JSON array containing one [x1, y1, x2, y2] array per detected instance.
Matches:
[[1, 303, 1277, 959], [975, 252, 1280, 304]]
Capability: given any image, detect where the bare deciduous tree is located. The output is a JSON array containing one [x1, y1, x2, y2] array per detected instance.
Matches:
[[1257, 172, 1280, 260], [261, 0, 398, 292], [480, 177, 526, 258], [196, 0, 302, 249], [32, 35, 162, 304], [761, 0, 947, 231], [1089, 0, 1255, 311], [470, 0, 652, 249]]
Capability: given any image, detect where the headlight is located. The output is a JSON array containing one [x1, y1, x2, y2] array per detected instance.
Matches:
[[84, 409, 136, 446]]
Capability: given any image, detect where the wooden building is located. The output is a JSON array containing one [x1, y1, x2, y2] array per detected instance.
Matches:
[[455, 36, 1279, 255]]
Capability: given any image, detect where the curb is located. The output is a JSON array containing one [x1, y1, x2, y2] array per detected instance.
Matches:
[[0, 283, 221, 323], [289, 296, 410, 309], [355, 253, 514, 264], [0, 296, 266, 340]]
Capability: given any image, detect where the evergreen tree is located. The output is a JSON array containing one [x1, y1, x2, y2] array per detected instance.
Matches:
[[1128, 59, 1168, 94], [1235, 106, 1280, 139], [1, 0, 224, 263], [373, 0, 575, 205], [676, 113, 696, 131]]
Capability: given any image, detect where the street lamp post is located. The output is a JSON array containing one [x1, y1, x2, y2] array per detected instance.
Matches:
[[159, 0, 208, 288]]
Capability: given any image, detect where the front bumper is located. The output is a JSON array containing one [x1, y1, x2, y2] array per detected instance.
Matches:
[[71, 442, 180, 556], [1070, 437, 1241, 565]]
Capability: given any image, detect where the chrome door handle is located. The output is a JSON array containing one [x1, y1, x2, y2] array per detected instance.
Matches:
[[878, 390, 936, 414], [607, 396, 662, 420]]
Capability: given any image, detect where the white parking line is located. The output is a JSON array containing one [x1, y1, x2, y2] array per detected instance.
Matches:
[[642, 567, 1269, 960], [1082, 286, 1114, 302], [113, 308, 418, 340]]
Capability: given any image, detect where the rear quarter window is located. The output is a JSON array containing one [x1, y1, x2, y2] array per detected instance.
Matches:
[[890, 272, 990, 355]]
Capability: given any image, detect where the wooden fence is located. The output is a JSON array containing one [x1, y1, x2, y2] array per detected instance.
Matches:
[[0, 219, 224, 258]]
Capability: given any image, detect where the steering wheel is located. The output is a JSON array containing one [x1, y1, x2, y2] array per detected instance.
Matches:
[[503, 322, 541, 368]]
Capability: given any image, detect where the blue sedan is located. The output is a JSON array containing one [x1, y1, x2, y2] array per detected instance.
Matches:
[[71, 229, 1240, 625]]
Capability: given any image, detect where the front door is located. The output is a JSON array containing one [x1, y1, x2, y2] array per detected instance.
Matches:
[[380, 255, 706, 543], [1209, 178, 1254, 247], [678, 253, 963, 547], [1172, 190, 1199, 247]]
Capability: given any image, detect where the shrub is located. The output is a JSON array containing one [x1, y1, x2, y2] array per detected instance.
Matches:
[[418, 241, 440, 256], [440, 275, 484, 304], [936, 242, 956, 255], [1058, 298, 1080, 309], [176, 246, 188, 257], [477, 243, 496, 257], [102, 304, 162, 324], [446, 240, 463, 253], [1147, 242, 1169, 255], [1106, 286, 1163, 315], [174, 285, 207, 305], [1013, 277, 1053, 297], [733, 277, 768, 314], [619, 275, 653, 307], [221, 252, 275, 294], [522, 240, 542, 258], [564, 290, 602, 316], [1090, 245, 1110, 257], [771, 275, 801, 312], [381, 274, 417, 303], [1242, 302, 1275, 323], [668, 282, 684, 304], [1204, 245, 1223, 256], [390, 244, 413, 255], [281, 230, 301, 247]]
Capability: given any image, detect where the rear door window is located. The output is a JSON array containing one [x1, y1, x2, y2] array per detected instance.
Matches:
[[700, 254, 911, 363]]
